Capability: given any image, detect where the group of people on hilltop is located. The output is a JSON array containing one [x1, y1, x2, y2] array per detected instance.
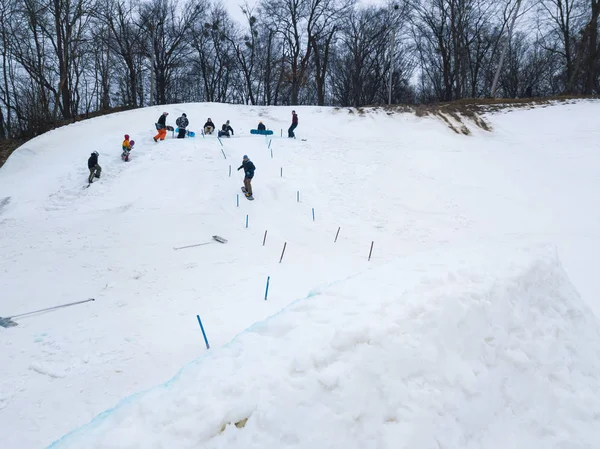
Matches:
[[202, 117, 234, 138], [152, 111, 192, 141], [84, 109, 299, 194], [87, 133, 135, 183], [254, 111, 298, 138]]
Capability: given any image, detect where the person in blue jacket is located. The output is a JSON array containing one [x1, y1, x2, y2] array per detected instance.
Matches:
[[238, 154, 256, 197]]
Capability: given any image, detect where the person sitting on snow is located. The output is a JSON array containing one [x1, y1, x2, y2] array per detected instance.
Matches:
[[88, 151, 101, 184], [176, 113, 189, 139], [218, 120, 234, 138], [257, 121, 266, 131], [204, 118, 215, 135]]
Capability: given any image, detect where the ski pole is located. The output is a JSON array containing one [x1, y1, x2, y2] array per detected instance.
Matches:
[[8, 298, 95, 320]]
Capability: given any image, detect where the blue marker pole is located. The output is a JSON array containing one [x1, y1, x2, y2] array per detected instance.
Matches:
[[246, 214, 249, 228], [268, 139, 272, 149], [196, 315, 210, 349], [217, 136, 223, 146], [312, 208, 315, 221], [237, 194, 239, 207], [265, 276, 270, 300], [220, 148, 226, 159], [271, 148, 273, 158], [229, 165, 231, 177], [297, 191, 300, 202]]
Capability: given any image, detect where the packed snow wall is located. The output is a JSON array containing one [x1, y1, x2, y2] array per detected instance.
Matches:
[[47, 245, 600, 449]]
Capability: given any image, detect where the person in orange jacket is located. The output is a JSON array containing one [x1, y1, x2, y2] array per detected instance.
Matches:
[[154, 112, 169, 142], [122, 138, 134, 161], [122, 134, 131, 161]]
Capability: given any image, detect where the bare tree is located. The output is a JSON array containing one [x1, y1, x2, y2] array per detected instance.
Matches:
[[188, 3, 236, 102], [538, 0, 587, 93], [331, 6, 391, 106], [140, 0, 204, 105], [585, 0, 600, 93], [0, 0, 18, 136], [95, 0, 147, 107]]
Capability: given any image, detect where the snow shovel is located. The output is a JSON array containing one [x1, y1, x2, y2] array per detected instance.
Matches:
[[173, 235, 228, 251], [0, 298, 95, 328]]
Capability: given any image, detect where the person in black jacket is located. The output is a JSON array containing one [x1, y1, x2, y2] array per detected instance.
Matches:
[[88, 151, 101, 184], [218, 120, 234, 138], [204, 118, 215, 135], [176, 113, 189, 139], [257, 121, 266, 131], [238, 154, 256, 197], [154, 112, 169, 142]]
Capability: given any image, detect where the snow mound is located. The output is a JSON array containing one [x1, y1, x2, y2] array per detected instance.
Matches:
[[48, 246, 600, 449]]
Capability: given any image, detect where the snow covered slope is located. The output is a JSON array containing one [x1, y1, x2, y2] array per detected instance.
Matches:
[[1, 101, 600, 448], [47, 247, 600, 449]]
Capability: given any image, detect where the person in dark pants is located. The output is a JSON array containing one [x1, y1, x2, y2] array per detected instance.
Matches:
[[237, 154, 256, 197], [88, 151, 101, 184], [218, 120, 234, 138], [288, 110, 298, 138], [176, 113, 189, 138]]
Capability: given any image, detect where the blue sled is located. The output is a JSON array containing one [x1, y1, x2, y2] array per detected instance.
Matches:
[[250, 129, 273, 135], [175, 128, 195, 137]]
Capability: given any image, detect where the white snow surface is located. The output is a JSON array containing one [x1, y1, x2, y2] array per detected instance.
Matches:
[[1, 101, 600, 448]]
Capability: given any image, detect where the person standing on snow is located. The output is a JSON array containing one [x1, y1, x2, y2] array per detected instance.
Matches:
[[154, 112, 169, 142], [288, 110, 298, 138], [122, 134, 131, 161], [218, 120, 234, 138], [176, 113, 189, 139], [122, 140, 134, 161], [88, 151, 101, 184], [238, 154, 256, 198]]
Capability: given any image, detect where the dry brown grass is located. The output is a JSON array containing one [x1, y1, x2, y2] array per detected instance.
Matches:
[[376, 95, 600, 134], [0, 139, 25, 169]]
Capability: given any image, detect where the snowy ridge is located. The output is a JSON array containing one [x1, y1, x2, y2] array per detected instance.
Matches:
[[47, 246, 600, 449]]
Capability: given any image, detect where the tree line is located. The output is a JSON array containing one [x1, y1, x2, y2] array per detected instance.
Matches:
[[0, 0, 598, 138]]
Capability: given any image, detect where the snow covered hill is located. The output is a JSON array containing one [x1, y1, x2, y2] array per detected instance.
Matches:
[[1, 101, 600, 448]]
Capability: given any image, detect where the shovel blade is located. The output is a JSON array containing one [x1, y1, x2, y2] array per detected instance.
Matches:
[[0, 317, 18, 328]]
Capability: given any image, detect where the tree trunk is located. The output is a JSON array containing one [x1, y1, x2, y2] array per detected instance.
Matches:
[[586, 0, 600, 93], [54, 0, 72, 118]]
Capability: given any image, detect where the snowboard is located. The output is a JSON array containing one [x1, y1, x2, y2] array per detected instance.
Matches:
[[250, 129, 273, 135], [241, 187, 254, 200], [175, 128, 195, 137]]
